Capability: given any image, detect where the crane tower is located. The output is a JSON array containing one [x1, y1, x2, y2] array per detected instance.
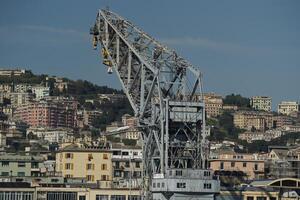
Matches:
[[90, 9, 220, 200]]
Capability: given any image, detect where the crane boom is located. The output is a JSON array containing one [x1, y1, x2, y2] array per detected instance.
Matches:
[[91, 9, 220, 200]]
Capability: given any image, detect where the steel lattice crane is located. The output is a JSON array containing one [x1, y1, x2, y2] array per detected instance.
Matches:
[[90, 9, 220, 200]]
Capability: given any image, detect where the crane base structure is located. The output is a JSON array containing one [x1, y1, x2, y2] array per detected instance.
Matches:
[[90, 9, 220, 200]]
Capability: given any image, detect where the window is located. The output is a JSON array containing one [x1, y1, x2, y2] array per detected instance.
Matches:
[[1, 172, 9, 176], [103, 154, 108, 159], [101, 175, 108, 181], [157, 182, 160, 188], [66, 174, 73, 178], [162, 182, 165, 188], [96, 195, 109, 200], [124, 171, 130, 178], [243, 162, 247, 167], [86, 164, 94, 170], [175, 170, 182, 176], [257, 197, 267, 200], [177, 182, 186, 188], [88, 154, 93, 161], [18, 162, 26, 167], [125, 161, 130, 167], [31, 162, 39, 169], [1, 161, 9, 167], [17, 172, 25, 176], [133, 171, 141, 178], [115, 161, 120, 169], [231, 162, 235, 167], [101, 164, 107, 170], [220, 162, 224, 170], [65, 163, 73, 170], [204, 183, 212, 189], [114, 171, 121, 177], [136, 162, 140, 168], [247, 197, 254, 200], [79, 196, 86, 200], [204, 171, 211, 176], [153, 183, 156, 188], [86, 175, 94, 182], [111, 195, 126, 200], [254, 163, 258, 171], [65, 153, 73, 159], [128, 195, 141, 200]]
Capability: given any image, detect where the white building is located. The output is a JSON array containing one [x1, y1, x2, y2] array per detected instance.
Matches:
[[26, 127, 74, 143], [14, 84, 32, 93], [278, 101, 299, 116], [250, 96, 272, 111], [31, 86, 50, 100], [10, 92, 33, 107]]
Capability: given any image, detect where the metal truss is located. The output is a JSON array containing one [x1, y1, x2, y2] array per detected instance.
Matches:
[[91, 9, 216, 199]]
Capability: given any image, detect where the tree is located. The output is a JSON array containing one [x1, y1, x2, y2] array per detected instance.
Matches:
[[223, 94, 250, 108]]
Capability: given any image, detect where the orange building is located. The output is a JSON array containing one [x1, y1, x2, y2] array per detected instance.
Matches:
[[210, 151, 265, 180]]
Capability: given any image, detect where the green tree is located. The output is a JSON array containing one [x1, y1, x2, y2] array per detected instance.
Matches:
[[223, 94, 250, 108]]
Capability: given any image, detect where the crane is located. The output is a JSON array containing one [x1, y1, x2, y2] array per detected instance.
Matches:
[[90, 9, 220, 200]]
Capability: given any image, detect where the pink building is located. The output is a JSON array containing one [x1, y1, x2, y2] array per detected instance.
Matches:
[[14, 99, 77, 128]]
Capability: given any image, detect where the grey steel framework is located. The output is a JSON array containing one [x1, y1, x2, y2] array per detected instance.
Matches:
[[91, 9, 220, 200]]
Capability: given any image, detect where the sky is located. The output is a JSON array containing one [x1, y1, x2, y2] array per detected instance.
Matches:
[[0, 0, 299, 109]]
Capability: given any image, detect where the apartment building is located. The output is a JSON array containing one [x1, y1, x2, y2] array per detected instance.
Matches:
[[0, 84, 12, 93], [56, 144, 112, 184], [120, 127, 141, 140], [14, 99, 77, 128], [238, 129, 284, 143], [0, 69, 29, 76], [272, 115, 293, 128], [203, 93, 223, 118], [26, 127, 74, 143], [250, 96, 272, 112], [122, 114, 138, 127], [53, 77, 75, 93], [111, 143, 143, 188], [210, 151, 265, 180], [14, 84, 32, 93], [266, 146, 300, 178], [0, 154, 45, 177], [278, 101, 299, 116], [10, 92, 34, 107], [31, 86, 50, 100], [233, 111, 274, 131], [83, 110, 103, 127]]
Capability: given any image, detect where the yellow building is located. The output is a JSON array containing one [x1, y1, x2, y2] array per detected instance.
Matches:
[[56, 144, 112, 185], [203, 93, 223, 118], [233, 111, 274, 131]]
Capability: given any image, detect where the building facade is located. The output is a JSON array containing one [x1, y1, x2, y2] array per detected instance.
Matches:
[[0, 155, 45, 177], [233, 111, 274, 131], [10, 92, 33, 108], [278, 101, 299, 116], [14, 99, 77, 128], [31, 86, 50, 100], [250, 96, 272, 112], [210, 152, 265, 180], [56, 144, 112, 184], [203, 93, 223, 118]]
